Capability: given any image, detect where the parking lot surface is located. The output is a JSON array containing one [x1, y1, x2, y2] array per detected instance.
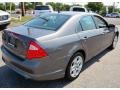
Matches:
[[0, 18, 120, 88]]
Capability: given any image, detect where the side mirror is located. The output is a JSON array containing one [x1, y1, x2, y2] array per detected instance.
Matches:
[[108, 24, 115, 28]]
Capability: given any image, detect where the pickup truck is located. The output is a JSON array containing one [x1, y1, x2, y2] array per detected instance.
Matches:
[[0, 10, 11, 30]]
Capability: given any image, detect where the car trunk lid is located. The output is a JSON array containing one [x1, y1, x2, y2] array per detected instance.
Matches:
[[2, 25, 55, 59], [9, 25, 55, 38]]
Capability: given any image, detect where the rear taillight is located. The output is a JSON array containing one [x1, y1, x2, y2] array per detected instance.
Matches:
[[26, 41, 48, 60]]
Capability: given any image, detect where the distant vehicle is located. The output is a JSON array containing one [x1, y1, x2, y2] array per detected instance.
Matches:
[[106, 12, 120, 18], [1, 12, 119, 81], [15, 9, 21, 14], [70, 6, 88, 12], [33, 5, 53, 16], [0, 10, 11, 29]]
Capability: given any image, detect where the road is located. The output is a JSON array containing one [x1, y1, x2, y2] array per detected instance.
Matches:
[[104, 17, 120, 25], [0, 18, 120, 88]]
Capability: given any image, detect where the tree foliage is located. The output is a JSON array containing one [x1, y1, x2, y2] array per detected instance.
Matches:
[[0, 3, 15, 11], [25, 2, 34, 10], [46, 2, 70, 11], [86, 2, 104, 13], [19, 2, 43, 10], [107, 6, 120, 13], [0, 3, 4, 10], [6, 3, 16, 10]]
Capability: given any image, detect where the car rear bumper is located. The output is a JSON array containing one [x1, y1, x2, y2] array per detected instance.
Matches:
[[1, 46, 65, 81]]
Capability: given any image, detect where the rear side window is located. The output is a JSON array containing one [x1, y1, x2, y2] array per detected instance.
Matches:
[[35, 6, 49, 10], [93, 16, 107, 28], [73, 8, 85, 12], [24, 13, 70, 31], [80, 16, 96, 31]]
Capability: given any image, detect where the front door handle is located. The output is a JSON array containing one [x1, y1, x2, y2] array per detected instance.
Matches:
[[104, 29, 109, 33]]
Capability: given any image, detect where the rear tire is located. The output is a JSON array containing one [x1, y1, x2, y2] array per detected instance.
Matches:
[[65, 52, 84, 81], [109, 35, 118, 50]]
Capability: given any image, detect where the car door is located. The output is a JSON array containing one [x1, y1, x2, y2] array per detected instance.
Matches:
[[77, 15, 103, 61], [93, 15, 115, 49]]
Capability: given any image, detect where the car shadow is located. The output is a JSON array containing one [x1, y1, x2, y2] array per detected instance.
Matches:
[[0, 48, 111, 88], [82, 48, 111, 71]]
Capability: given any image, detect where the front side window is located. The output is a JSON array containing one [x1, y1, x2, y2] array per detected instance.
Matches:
[[24, 13, 70, 31], [80, 16, 96, 31], [93, 16, 107, 28], [35, 6, 49, 10], [73, 8, 85, 12]]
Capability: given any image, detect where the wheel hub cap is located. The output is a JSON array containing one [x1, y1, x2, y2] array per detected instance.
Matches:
[[70, 56, 83, 78]]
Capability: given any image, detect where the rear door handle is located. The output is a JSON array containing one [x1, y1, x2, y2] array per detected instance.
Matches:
[[101, 32, 105, 35], [83, 36, 88, 39]]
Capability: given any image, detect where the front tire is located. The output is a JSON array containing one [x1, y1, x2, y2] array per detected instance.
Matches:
[[109, 35, 118, 49], [65, 52, 84, 81]]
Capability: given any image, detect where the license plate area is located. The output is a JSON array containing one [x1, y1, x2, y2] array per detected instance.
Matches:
[[7, 35, 16, 48]]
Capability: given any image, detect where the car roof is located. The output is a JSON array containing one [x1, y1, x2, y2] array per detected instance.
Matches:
[[51, 11, 98, 16]]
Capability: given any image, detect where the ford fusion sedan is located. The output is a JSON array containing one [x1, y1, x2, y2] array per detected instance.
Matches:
[[1, 12, 119, 81]]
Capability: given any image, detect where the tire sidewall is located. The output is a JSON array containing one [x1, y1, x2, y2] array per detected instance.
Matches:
[[112, 35, 118, 49], [65, 52, 84, 81]]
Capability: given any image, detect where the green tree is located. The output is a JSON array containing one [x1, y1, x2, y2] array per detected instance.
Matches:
[[46, 2, 70, 11], [46, 2, 56, 10], [25, 2, 34, 10], [0, 3, 4, 10], [63, 4, 70, 11], [108, 6, 113, 13], [107, 6, 120, 13], [100, 6, 106, 16], [55, 3, 63, 11], [6, 2, 15, 11], [35, 2, 43, 5], [86, 2, 104, 13], [24, 2, 42, 10]]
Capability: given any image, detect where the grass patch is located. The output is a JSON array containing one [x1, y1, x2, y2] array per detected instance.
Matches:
[[10, 16, 33, 27]]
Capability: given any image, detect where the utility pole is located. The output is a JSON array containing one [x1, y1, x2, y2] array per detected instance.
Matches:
[[4, 3, 6, 11], [113, 2, 115, 12], [33, 2, 36, 9], [106, 6, 108, 14], [21, 2, 25, 16], [10, 2, 12, 15]]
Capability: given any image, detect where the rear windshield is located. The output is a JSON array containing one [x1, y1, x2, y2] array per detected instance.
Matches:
[[35, 6, 49, 10], [24, 13, 71, 31], [73, 8, 85, 12]]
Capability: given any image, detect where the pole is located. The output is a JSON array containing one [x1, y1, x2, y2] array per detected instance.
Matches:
[[4, 3, 6, 11], [21, 2, 25, 16], [113, 2, 115, 12], [106, 6, 108, 14], [10, 2, 12, 15]]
